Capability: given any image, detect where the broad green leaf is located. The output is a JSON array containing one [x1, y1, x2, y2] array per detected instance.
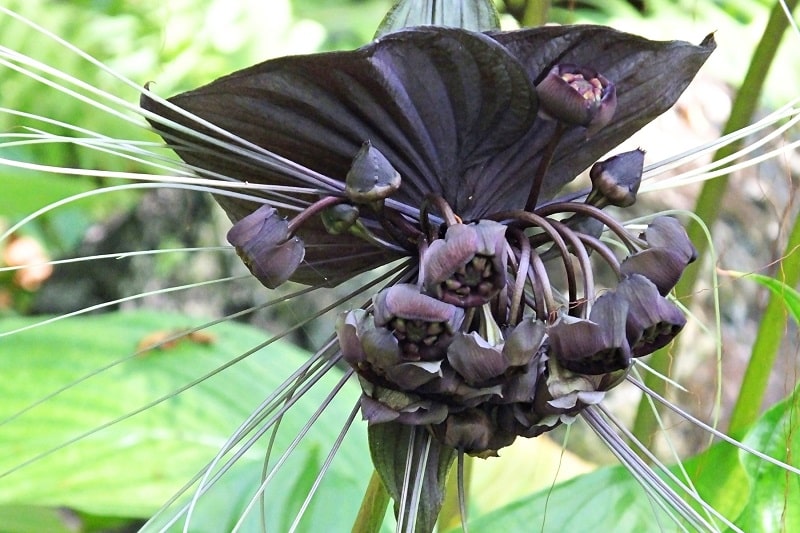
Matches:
[[0, 311, 370, 531], [454, 464, 677, 532], [726, 270, 800, 324], [0, 505, 77, 533], [735, 382, 800, 532]]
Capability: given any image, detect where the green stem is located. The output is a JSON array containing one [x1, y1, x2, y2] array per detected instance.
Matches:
[[352, 470, 390, 533], [727, 212, 800, 438], [631, 0, 799, 449], [522, 0, 550, 27]]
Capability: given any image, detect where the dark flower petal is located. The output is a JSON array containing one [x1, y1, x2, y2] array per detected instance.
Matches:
[[616, 273, 686, 357], [336, 310, 368, 366], [416, 365, 503, 405], [226, 204, 304, 288], [447, 332, 509, 385], [490, 26, 715, 203], [548, 292, 631, 375], [621, 217, 696, 294], [620, 247, 685, 296], [385, 360, 444, 389], [142, 26, 537, 218], [361, 327, 404, 369], [500, 364, 539, 403], [374, 283, 464, 328], [502, 318, 546, 367]]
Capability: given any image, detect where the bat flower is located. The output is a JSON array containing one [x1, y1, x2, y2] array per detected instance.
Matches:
[[142, 23, 714, 532]]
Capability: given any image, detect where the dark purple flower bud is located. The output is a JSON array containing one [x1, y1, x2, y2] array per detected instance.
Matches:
[[587, 149, 645, 208], [422, 220, 507, 308], [345, 141, 401, 205], [535, 64, 616, 135], [621, 217, 697, 295], [548, 291, 632, 375], [616, 274, 686, 357], [373, 284, 465, 361], [447, 332, 509, 386], [226, 204, 305, 289]]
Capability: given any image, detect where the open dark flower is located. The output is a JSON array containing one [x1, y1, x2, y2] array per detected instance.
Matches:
[[535, 64, 617, 135], [422, 220, 507, 307], [142, 22, 714, 532]]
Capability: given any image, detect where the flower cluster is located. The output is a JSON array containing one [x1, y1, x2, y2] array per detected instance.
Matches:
[[142, 21, 713, 522]]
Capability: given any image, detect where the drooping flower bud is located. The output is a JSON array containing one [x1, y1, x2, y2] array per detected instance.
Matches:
[[226, 204, 305, 289], [616, 273, 686, 357], [373, 284, 465, 361], [345, 141, 401, 205], [621, 216, 697, 295], [535, 64, 616, 135], [587, 149, 645, 208], [422, 220, 507, 307], [548, 291, 632, 375]]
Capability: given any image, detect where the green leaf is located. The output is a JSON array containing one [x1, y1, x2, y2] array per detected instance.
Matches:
[[0, 311, 370, 531], [726, 270, 800, 324], [0, 505, 77, 533], [376, 0, 500, 37], [735, 382, 800, 532], [368, 423, 455, 533], [454, 464, 676, 532]]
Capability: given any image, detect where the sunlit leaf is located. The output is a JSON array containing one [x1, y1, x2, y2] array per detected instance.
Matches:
[[0, 311, 369, 530], [735, 382, 800, 532]]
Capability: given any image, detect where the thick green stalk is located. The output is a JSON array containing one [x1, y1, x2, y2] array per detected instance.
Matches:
[[352, 470, 390, 533], [727, 211, 800, 437], [632, 0, 799, 447]]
